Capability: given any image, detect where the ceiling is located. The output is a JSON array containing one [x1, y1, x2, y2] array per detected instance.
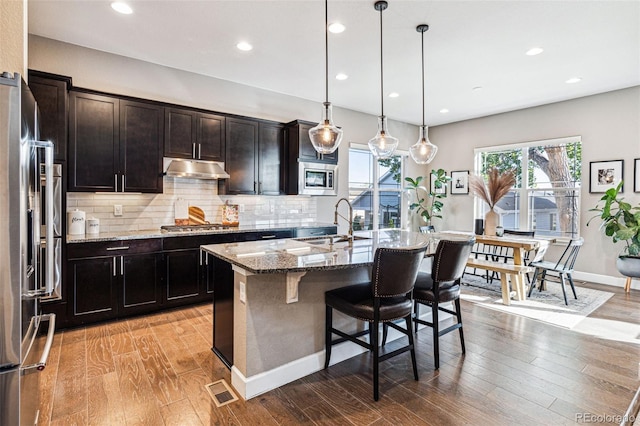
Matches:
[[28, 1, 640, 126]]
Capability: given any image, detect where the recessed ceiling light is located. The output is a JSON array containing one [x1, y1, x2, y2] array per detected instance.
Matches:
[[388, 92, 399, 98], [566, 77, 582, 84], [526, 47, 544, 56], [440, 108, 449, 114], [328, 22, 345, 34], [111, 2, 133, 14], [236, 42, 253, 52], [472, 86, 483, 91], [335, 73, 348, 81]]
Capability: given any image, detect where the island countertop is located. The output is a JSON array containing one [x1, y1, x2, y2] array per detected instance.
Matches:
[[200, 229, 463, 274]]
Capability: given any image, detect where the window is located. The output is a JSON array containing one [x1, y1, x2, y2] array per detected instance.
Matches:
[[348, 145, 407, 230], [474, 136, 581, 238]]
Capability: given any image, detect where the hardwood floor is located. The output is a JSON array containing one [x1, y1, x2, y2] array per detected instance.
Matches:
[[39, 282, 640, 425]]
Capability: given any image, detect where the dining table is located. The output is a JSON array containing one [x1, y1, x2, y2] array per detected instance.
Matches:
[[437, 231, 557, 300]]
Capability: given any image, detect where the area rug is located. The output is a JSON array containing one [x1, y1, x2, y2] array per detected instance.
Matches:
[[459, 273, 614, 329]]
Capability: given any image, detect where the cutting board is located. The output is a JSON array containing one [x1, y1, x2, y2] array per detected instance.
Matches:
[[189, 206, 209, 225]]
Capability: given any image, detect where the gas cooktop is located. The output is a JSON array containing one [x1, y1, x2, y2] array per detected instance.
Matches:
[[160, 223, 235, 233]]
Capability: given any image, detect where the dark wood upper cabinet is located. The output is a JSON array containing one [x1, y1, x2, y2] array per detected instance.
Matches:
[[119, 99, 164, 193], [225, 117, 259, 194], [165, 107, 225, 161], [69, 91, 163, 193], [285, 119, 338, 165], [68, 91, 119, 192], [28, 70, 71, 163], [258, 122, 285, 195]]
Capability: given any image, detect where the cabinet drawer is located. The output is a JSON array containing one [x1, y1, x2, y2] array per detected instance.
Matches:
[[67, 238, 162, 259], [162, 233, 239, 251]]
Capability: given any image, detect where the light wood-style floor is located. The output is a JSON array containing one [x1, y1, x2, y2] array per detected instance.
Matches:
[[39, 281, 640, 425]]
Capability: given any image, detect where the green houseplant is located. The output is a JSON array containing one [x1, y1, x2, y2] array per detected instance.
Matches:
[[588, 181, 640, 282], [405, 169, 450, 228]]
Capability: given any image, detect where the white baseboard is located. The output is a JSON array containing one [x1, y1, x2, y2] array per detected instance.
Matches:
[[230, 311, 435, 400], [573, 270, 632, 289]]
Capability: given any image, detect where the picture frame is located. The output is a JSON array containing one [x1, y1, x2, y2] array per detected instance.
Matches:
[[589, 159, 623, 193], [450, 170, 469, 195], [635, 158, 640, 193], [430, 173, 446, 195]]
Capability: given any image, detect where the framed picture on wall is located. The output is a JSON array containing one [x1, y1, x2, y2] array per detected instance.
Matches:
[[589, 159, 623, 193], [450, 170, 469, 195], [635, 158, 640, 193], [430, 173, 446, 195]]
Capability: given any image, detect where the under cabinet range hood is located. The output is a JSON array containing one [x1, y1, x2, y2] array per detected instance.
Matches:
[[163, 157, 230, 180]]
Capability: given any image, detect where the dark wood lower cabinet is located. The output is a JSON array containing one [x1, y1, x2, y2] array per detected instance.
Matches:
[[70, 256, 118, 324], [210, 254, 234, 368], [164, 249, 202, 306], [120, 252, 162, 316]]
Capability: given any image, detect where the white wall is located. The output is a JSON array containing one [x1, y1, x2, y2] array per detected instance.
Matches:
[[28, 35, 424, 233], [428, 86, 640, 280]]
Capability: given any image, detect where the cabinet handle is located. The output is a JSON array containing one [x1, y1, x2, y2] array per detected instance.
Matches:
[[254, 181, 257, 192], [121, 175, 125, 192], [113, 257, 117, 276], [258, 182, 262, 193], [120, 256, 124, 275], [106, 246, 130, 251], [261, 234, 277, 239], [198, 143, 202, 159], [192, 143, 196, 159], [114, 174, 118, 192]]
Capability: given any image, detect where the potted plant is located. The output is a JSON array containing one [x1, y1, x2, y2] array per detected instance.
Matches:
[[405, 169, 450, 229], [588, 181, 640, 280], [468, 167, 516, 236]]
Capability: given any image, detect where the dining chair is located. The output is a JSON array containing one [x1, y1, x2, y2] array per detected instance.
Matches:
[[324, 245, 427, 401], [527, 237, 584, 305], [490, 229, 536, 281], [401, 238, 474, 370]]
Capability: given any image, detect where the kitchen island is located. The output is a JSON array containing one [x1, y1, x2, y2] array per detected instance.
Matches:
[[201, 229, 439, 400]]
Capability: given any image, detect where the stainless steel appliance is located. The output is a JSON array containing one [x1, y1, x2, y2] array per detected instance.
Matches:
[[0, 72, 57, 425], [160, 223, 234, 233], [298, 162, 338, 196]]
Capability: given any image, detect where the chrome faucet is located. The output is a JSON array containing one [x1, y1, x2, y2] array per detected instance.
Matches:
[[334, 197, 354, 245]]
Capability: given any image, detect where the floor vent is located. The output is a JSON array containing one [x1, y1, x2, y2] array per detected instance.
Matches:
[[204, 379, 239, 407]]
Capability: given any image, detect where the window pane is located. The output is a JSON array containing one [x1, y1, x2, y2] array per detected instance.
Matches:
[[528, 189, 579, 238], [494, 190, 520, 230], [528, 143, 582, 189], [349, 149, 373, 190], [480, 150, 523, 188], [377, 157, 402, 190], [378, 192, 401, 229], [351, 189, 373, 230]]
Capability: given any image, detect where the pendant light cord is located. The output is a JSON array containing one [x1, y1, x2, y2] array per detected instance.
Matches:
[[421, 29, 425, 127], [379, 5, 384, 117], [324, 0, 329, 103]]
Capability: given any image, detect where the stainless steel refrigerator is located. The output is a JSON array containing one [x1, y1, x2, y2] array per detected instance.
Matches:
[[0, 72, 58, 425]]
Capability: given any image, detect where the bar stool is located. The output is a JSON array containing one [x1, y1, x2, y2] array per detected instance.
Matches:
[[324, 245, 427, 401]]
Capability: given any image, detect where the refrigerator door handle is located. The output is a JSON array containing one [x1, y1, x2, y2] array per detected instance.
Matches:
[[21, 313, 56, 374], [24, 140, 54, 299]]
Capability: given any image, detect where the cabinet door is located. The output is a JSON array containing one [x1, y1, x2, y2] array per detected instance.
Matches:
[[28, 71, 70, 162], [258, 122, 284, 195], [197, 113, 225, 161], [164, 107, 196, 159], [296, 122, 321, 162], [120, 252, 162, 316], [69, 256, 117, 323], [120, 99, 164, 193], [211, 256, 234, 368], [225, 117, 259, 194], [164, 249, 202, 306], [68, 92, 119, 192]]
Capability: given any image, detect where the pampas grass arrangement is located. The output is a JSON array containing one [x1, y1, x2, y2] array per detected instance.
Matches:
[[469, 168, 516, 209]]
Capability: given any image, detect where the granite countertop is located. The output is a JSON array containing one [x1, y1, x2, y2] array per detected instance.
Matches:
[[66, 222, 336, 243], [201, 229, 474, 274]]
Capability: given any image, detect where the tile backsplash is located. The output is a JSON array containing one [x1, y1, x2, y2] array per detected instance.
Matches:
[[66, 177, 318, 233]]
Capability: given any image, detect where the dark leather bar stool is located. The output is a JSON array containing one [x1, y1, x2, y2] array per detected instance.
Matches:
[[324, 245, 427, 401], [411, 238, 474, 370]]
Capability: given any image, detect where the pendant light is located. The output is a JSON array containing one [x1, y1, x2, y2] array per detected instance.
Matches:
[[409, 24, 438, 164], [368, 0, 398, 159], [308, 0, 343, 154]]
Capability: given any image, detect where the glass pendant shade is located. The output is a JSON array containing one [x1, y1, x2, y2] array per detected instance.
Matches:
[[368, 115, 398, 158], [409, 125, 438, 164], [309, 102, 343, 154]]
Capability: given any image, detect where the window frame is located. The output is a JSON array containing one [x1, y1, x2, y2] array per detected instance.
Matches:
[[348, 143, 408, 230], [473, 135, 582, 240]]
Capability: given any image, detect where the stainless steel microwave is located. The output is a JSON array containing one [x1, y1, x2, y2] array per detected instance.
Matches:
[[298, 162, 337, 196]]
